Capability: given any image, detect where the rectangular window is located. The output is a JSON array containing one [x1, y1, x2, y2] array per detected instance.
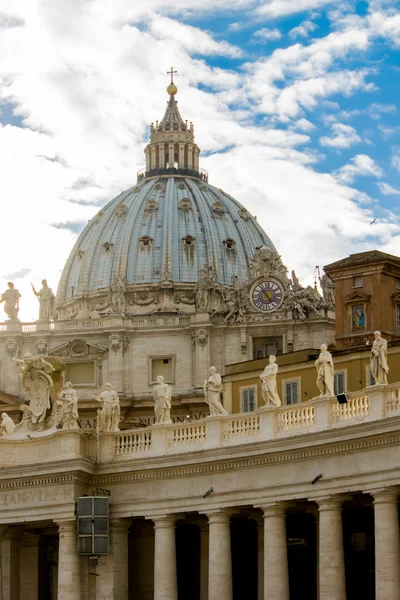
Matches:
[[151, 357, 174, 383], [65, 362, 95, 385], [334, 372, 346, 395], [242, 388, 256, 412], [252, 337, 282, 360], [285, 381, 299, 405], [396, 279, 400, 290], [353, 276, 363, 288]]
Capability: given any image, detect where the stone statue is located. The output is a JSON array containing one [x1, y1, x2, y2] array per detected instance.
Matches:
[[370, 331, 389, 385], [315, 344, 334, 397], [260, 355, 282, 406], [320, 274, 335, 307], [0, 282, 21, 320], [195, 269, 209, 310], [248, 246, 285, 280], [204, 367, 228, 416], [33, 280, 55, 321], [58, 382, 79, 430], [94, 383, 120, 432], [153, 375, 172, 425], [109, 276, 127, 316], [15, 352, 55, 427], [0, 413, 15, 436]]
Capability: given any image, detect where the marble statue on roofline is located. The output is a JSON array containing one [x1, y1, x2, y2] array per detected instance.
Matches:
[[315, 344, 334, 397], [370, 331, 389, 385], [153, 375, 172, 425], [95, 383, 121, 432], [0, 413, 15, 436], [0, 282, 21, 320], [260, 355, 282, 407], [204, 367, 228, 416], [58, 381, 79, 430], [32, 279, 55, 321]]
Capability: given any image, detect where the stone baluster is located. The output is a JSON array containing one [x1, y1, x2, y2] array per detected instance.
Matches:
[[372, 489, 400, 600], [317, 497, 346, 600], [262, 503, 289, 600], [152, 515, 178, 600], [57, 519, 81, 600], [206, 510, 233, 600]]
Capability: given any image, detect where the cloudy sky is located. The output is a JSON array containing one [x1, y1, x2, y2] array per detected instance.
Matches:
[[0, 0, 399, 320]]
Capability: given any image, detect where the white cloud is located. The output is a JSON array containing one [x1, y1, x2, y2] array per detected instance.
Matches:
[[255, 0, 333, 18], [289, 20, 318, 39], [292, 118, 316, 131], [392, 148, 400, 171], [252, 28, 282, 43], [335, 154, 384, 183], [378, 182, 400, 195], [320, 122, 361, 148]]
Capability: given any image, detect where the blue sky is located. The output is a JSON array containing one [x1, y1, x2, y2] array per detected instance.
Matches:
[[0, 0, 399, 319]]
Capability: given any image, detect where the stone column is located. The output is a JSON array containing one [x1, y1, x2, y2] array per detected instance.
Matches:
[[373, 489, 400, 600], [168, 144, 174, 168], [57, 519, 81, 600], [262, 504, 289, 600], [199, 522, 209, 600], [317, 497, 346, 600], [0, 525, 9, 600], [152, 516, 177, 600], [206, 510, 232, 600], [1, 526, 20, 600], [97, 519, 131, 600]]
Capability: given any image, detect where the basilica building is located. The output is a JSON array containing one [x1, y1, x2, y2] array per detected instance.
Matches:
[[0, 78, 399, 600]]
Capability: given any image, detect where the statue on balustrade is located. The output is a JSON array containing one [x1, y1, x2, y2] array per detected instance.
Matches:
[[260, 355, 282, 407], [0, 282, 21, 320], [315, 344, 334, 397], [320, 273, 335, 308], [153, 375, 172, 425], [58, 381, 79, 430], [109, 276, 127, 316], [370, 331, 389, 385], [32, 279, 55, 321], [0, 413, 15, 436], [204, 366, 228, 416], [95, 383, 120, 432]]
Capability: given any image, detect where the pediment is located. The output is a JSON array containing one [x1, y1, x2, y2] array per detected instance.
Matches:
[[343, 291, 371, 303], [50, 339, 108, 358]]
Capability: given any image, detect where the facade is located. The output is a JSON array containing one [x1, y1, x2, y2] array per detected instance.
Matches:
[[0, 81, 400, 600]]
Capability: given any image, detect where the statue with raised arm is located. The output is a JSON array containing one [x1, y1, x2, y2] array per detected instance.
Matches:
[[94, 383, 120, 432], [0, 282, 21, 320], [370, 331, 389, 385], [153, 375, 172, 425], [58, 381, 79, 430], [260, 355, 282, 406], [315, 343, 334, 397], [204, 366, 228, 416], [33, 279, 55, 321]]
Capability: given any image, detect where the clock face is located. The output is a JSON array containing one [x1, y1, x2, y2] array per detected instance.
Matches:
[[251, 279, 284, 313]]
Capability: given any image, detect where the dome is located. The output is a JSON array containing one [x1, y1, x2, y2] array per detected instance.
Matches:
[[56, 76, 278, 308], [57, 177, 275, 303]]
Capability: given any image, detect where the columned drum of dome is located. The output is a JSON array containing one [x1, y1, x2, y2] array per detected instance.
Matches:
[[56, 80, 277, 311]]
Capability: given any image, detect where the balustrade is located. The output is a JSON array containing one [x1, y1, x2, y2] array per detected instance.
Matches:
[[331, 394, 368, 423], [222, 414, 260, 440]]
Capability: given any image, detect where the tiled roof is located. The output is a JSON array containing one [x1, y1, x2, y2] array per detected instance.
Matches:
[[324, 250, 400, 271]]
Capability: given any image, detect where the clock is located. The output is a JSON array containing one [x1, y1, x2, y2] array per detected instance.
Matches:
[[250, 279, 284, 313]]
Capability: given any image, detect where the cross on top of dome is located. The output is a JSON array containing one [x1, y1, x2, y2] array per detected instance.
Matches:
[[167, 66, 178, 96]]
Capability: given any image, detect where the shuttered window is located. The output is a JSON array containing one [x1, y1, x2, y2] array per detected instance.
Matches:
[[285, 381, 299, 405], [242, 388, 256, 412]]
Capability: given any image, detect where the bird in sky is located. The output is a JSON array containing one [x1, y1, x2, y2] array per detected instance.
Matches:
[[369, 218, 377, 225]]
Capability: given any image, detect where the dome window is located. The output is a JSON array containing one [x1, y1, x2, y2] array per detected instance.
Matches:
[[178, 198, 192, 212], [102, 242, 114, 253], [76, 250, 85, 261], [182, 235, 196, 248], [115, 204, 128, 217], [224, 238, 236, 251], [239, 208, 249, 221], [144, 199, 159, 213], [212, 201, 225, 216], [139, 236, 153, 249]]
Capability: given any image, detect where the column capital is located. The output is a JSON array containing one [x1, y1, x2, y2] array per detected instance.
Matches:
[[258, 502, 288, 518], [204, 508, 236, 524], [369, 487, 400, 504], [146, 514, 178, 528], [313, 495, 351, 511]]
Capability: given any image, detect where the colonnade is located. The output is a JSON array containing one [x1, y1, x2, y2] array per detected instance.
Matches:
[[0, 488, 398, 599]]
